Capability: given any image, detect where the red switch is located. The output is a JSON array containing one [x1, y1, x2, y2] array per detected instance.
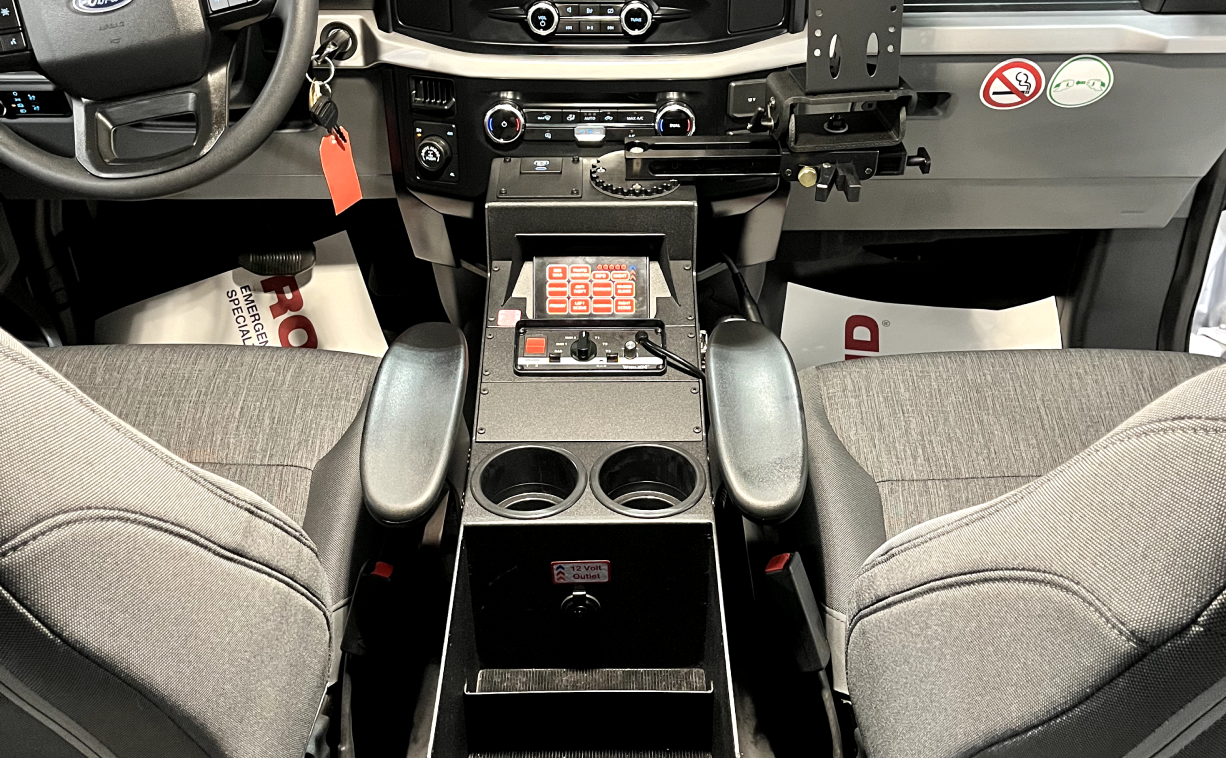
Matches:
[[525, 337, 547, 355]]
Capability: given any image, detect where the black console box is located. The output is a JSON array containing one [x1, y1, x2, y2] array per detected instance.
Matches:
[[419, 162, 739, 758]]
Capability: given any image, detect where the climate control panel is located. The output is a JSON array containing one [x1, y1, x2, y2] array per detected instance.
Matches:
[[483, 100, 696, 145]]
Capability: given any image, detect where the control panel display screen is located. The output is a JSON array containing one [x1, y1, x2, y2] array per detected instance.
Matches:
[[533, 255, 649, 319]]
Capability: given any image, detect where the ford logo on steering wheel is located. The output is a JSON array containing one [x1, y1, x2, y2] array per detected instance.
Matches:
[[72, 0, 133, 13]]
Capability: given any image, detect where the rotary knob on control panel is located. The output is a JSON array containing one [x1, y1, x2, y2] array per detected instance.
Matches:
[[655, 101, 697, 137], [527, 1, 560, 36], [416, 136, 452, 173], [620, 1, 654, 36], [484, 101, 526, 144], [571, 331, 598, 362]]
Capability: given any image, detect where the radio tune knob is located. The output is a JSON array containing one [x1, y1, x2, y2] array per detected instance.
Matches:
[[620, 1, 653, 36], [527, 1, 560, 36], [655, 101, 696, 137], [484, 101, 526, 145]]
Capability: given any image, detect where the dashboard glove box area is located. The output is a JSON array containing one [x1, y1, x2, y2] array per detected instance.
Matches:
[[706, 318, 808, 523], [361, 322, 469, 525]]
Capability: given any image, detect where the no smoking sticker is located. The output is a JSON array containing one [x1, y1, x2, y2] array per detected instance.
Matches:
[[980, 59, 1045, 110], [1047, 55, 1113, 108]]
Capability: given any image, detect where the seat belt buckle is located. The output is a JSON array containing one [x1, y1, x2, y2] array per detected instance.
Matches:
[[761, 552, 832, 673]]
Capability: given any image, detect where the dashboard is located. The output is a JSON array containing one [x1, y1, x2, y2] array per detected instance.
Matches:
[[1, 0, 1226, 234], [345, 1, 1226, 232]]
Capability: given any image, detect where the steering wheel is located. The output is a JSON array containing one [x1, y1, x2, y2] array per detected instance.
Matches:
[[0, 0, 318, 199]]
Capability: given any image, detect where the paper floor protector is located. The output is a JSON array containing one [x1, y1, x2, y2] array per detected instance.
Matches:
[[780, 282, 1062, 369], [95, 231, 387, 358]]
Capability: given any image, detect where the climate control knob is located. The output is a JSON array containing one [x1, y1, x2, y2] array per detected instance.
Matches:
[[621, 1, 654, 36], [484, 101, 526, 145], [655, 101, 696, 137], [416, 136, 451, 173], [527, 1, 560, 36]]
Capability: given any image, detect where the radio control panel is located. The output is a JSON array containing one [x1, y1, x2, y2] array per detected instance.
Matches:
[[503, 1, 671, 39]]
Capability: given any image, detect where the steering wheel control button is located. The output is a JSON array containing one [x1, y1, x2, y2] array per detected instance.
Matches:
[[0, 30, 25, 54], [485, 102, 525, 144], [526, 1, 560, 36], [656, 101, 696, 136], [0, 0, 20, 32], [621, 1, 653, 35]]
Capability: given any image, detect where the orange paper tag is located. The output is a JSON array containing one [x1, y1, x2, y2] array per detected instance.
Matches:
[[320, 128, 363, 215]]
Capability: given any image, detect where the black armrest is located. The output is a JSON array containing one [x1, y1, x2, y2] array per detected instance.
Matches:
[[361, 323, 469, 525], [705, 319, 808, 523]]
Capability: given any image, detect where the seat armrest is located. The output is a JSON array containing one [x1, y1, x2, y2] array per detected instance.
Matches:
[[706, 319, 808, 523], [361, 323, 469, 525]]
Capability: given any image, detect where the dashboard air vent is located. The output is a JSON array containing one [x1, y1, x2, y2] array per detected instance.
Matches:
[[412, 77, 456, 113]]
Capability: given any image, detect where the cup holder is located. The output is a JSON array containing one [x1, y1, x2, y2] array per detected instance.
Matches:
[[473, 446, 586, 519], [591, 444, 706, 518]]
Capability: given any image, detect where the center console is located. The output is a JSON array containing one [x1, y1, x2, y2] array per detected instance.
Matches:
[[421, 157, 741, 758]]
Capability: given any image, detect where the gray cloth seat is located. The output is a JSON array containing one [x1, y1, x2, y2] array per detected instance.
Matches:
[[0, 328, 381, 758], [796, 349, 1226, 758]]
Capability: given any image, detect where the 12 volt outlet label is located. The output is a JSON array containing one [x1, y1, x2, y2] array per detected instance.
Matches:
[[552, 561, 611, 584]]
